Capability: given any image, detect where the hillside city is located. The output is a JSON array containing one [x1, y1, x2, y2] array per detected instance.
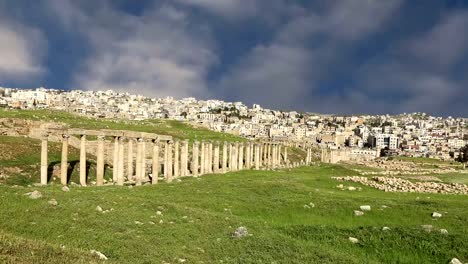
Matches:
[[1, 87, 467, 162]]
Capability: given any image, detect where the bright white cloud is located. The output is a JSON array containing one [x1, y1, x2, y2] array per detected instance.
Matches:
[[0, 22, 46, 79], [48, 2, 218, 98]]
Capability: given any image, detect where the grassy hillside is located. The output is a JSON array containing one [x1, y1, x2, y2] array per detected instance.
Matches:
[[0, 108, 244, 142], [0, 164, 466, 263]]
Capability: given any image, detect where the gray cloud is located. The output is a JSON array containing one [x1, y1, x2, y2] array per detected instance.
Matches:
[[217, 0, 403, 109]]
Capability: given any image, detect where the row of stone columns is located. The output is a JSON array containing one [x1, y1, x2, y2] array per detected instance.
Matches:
[[40, 132, 302, 186]]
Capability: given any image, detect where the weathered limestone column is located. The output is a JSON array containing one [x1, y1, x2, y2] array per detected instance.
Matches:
[[40, 133, 48, 185], [208, 142, 213, 173], [272, 144, 277, 168], [228, 143, 233, 171], [135, 138, 144, 186], [79, 134, 87, 186], [245, 142, 251, 169], [60, 134, 69, 185], [163, 140, 169, 178], [167, 141, 173, 182], [260, 143, 265, 167], [127, 139, 134, 181], [284, 146, 288, 165], [222, 141, 228, 173], [233, 142, 239, 171], [213, 142, 220, 173], [117, 137, 125, 186], [200, 141, 205, 175], [268, 143, 273, 168], [96, 136, 105, 186], [180, 140, 188, 177], [113, 136, 119, 183], [141, 139, 147, 180], [203, 142, 209, 173], [238, 143, 244, 170], [174, 140, 180, 178], [152, 139, 160, 184], [278, 145, 282, 167], [192, 141, 199, 177], [255, 144, 260, 170]]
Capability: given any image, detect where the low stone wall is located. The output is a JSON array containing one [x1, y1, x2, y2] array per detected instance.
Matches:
[[332, 176, 468, 195]]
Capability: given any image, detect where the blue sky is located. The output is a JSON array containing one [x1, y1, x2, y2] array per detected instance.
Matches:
[[0, 0, 467, 116]]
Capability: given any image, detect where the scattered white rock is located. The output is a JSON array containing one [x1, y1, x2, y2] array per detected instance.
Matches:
[[303, 204, 311, 209], [348, 237, 359, 244], [159, 220, 164, 224], [347, 186, 356, 191], [90, 250, 108, 260], [95, 206, 103, 212], [440, 229, 449, 235], [431, 212, 442, 218], [134, 221, 143, 225], [156, 210, 163, 216], [48, 199, 58, 206], [354, 210, 364, 216], [62, 186, 70, 192], [232, 226, 249, 238], [178, 258, 186, 263], [360, 205, 371, 211], [24, 190, 42, 199], [421, 225, 433, 232], [309, 202, 315, 208], [449, 258, 462, 264], [148, 221, 155, 225], [382, 226, 391, 231]]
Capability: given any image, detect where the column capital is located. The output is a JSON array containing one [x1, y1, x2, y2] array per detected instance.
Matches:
[[62, 134, 70, 139]]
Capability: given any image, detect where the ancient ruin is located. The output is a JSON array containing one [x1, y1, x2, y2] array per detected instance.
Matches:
[[39, 128, 314, 186]]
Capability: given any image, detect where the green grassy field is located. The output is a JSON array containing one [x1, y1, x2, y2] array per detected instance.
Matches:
[[0, 164, 466, 263]]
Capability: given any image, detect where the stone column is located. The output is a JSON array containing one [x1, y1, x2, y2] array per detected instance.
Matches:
[[245, 142, 251, 169], [192, 141, 199, 177], [163, 140, 169, 178], [268, 143, 273, 169], [174, 140, 180, 178], [60, 134, 69, 185], [238, 143, 244, 170], [200, 141, 205, 175], [117, 137, 125, 186], [127, 139, 134, 181], [113, 136, 119, 183], [40, 133, 48, 185], [222, 141, 228, 173], [208, 142, 213, 173], [284, 146, 288, 165], [167, 141, 173, 182], [260, 143, 265, 167], [141, 139, 146, 180], [180, 140, 188, 177], [152, 139, 160, 184], [228, 143, 233, 171], [233, 143, 239, 171], [213, 142, 220, 173], [270, 144, 275, 168], [277, 145, 283, 167], [79, 135, 87, 186], [135, 138, 143, 186], [96, 136, 105, 186], [255, 144, 260, 170]]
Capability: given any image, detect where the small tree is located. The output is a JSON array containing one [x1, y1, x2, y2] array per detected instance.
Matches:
[[457, 144, 468, 169]]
